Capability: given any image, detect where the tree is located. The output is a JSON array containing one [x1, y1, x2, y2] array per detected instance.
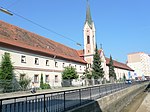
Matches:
[[108, 55, 116, 83], [123, 74, 126, 81], [40, 74, 44, 89], [62, 66, 78, 79], [0, 52, 14, 92], [62, 66, 78, 86], [83, 68, 91, 79], [40, 74, 50, 89], [83, 67, 92, 86], [19, 75, 31, 91], [92, 45, 104, 79]]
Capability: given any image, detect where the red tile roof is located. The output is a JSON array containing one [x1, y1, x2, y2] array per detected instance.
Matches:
[[77, 49, 84, 56], [0, 20, 134, 71], [106, 57, 134, 71], [0, 20, 86, 64]]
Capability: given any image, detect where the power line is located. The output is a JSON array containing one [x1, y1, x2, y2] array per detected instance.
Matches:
[[0, 6, 82, 46]]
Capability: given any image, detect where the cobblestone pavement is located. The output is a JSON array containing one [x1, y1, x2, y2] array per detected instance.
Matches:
[[136, 92, 150, 112]]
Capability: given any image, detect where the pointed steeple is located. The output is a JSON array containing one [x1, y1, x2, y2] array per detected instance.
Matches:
[[83, 0, 96, 67], [86, 0, 92, 27]]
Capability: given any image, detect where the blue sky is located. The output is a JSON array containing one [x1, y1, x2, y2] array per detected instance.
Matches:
[[0, 0, 150, 63]]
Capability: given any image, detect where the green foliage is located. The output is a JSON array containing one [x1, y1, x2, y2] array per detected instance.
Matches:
[[92, 45, 104, 79], [108, 55, 116, 80], [40, 74, 44, 89], [123, 74, 126, 81], [19, 77, 31, 91], [83, 68, 92, 79], [0, 52, 14, 80], [62, 66, 78, 79], [40, 74, 51, 89], [0, 52, 14, 92], [42, 83, 51, 89]]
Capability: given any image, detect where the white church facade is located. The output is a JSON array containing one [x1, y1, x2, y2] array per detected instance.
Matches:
[[0, 2, 134, 88]]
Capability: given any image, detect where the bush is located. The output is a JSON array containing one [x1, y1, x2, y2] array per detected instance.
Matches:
[[41, 83, 51, 89], [19, 78, 31, 91]]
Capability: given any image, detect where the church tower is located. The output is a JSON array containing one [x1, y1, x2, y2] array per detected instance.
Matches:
[[83, 0, 96, 67]]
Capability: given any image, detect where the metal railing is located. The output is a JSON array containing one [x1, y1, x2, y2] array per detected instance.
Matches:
[[0, 81, 148, 112]]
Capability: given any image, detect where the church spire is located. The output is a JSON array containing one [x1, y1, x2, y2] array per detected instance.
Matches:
[[86, 0, 92, 27]]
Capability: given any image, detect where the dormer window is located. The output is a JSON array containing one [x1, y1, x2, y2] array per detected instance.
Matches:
[[87, 36, 90, 44]]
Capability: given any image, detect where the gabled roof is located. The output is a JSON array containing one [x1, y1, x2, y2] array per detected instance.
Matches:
[[106, 57, 134, 71], [0, 20, 86, 64]]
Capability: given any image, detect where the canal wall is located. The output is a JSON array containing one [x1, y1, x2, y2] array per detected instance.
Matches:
[[69, 83, 148, 112]]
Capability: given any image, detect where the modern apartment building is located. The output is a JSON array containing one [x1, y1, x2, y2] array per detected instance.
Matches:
[[127, 52, 150, 79]]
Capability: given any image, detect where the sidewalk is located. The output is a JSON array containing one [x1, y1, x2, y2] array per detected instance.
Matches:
[[136, 92, 150, 112], [0, 86, 88, 99]]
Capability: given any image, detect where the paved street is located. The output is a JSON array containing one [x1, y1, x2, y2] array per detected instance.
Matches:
[[0, 83, 129, 112]]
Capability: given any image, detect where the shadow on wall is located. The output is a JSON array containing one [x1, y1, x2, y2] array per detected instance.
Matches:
[[69, 100, 103, 112]]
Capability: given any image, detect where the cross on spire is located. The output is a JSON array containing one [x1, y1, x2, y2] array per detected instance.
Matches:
[[100, 44, 103, 49]]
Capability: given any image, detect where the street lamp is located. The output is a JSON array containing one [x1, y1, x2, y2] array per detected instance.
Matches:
[[0, 7, 13, 16]]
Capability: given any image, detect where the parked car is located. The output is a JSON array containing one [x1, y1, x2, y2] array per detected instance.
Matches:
[[125, 80, 132, 84]]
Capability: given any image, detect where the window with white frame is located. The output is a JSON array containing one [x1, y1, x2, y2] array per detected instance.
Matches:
[[21, 55, 26, 63], [55, 75, 58, 83], [45, 75, 49, 82], [89, 64, 92, 68], [20, 74, 25, 80], [35, 58, 39, 65], [62, 63, 65, 68], [34, 74, 39, 83], [46, 60, 49, 66], [55, 61, 58, 67], [80, 66, 82, 71]]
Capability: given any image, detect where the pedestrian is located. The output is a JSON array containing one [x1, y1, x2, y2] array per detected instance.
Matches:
[[31, 82, 36, 93]]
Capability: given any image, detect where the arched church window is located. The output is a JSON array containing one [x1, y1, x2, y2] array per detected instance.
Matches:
[[87, 36, 90, 44]]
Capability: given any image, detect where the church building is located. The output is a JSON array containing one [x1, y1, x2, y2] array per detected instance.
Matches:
[[0, 2, 134, 88]]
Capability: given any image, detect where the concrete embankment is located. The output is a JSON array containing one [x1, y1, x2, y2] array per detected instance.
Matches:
[[121, 82, 150, 112], [121, 91, 147, 112], [136, 83, 150, 112], [136, 93, 150, 112], [69, 83, 148, 112]]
